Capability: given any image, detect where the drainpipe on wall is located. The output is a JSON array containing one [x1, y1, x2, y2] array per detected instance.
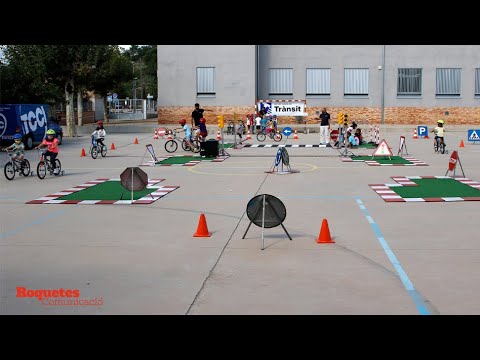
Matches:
[[381, 45, 386, 125], [255, 45, 259, 110]]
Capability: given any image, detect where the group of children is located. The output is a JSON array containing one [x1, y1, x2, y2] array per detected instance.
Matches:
[[335, 119, 364, 148], [245, 113, 278, 135]]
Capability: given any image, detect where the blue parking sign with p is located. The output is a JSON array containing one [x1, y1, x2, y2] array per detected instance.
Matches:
[[418, 126, 428, 138]]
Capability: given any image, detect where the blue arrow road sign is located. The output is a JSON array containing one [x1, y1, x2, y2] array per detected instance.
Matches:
[[282, 127, 292, 137]]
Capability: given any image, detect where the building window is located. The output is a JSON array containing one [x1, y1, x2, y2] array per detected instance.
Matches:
[[397, 68, 422, 96], [436, 68, 461, 97], [475, 68, 480, 96], [269, 68, 293, 95], [306, 68, 331, 96], [197, 67, 215, 95], [344, 68, 368, 96]]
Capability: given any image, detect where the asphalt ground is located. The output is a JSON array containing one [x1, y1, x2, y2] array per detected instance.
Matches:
[[1, 128, 479, 314]]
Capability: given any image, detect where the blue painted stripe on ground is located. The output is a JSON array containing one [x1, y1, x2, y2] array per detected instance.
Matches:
[[355, 198, 430, 315], [0, 208, 70, 240]]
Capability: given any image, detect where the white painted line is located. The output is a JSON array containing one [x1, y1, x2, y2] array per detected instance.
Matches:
[[442, 197, 464, 202], [404, 198, 426, 202], [113, 200, 133, 205], [78, 200, 100, 205]]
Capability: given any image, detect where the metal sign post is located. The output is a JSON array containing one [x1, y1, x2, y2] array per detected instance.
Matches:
[[242, 194, 292, 250], [397, 136, 408, 157]]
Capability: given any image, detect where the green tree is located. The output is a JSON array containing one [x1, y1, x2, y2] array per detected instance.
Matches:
[[90, 46, 134, 121], [2, 45, 134, 133], [123, 45, 157, 100], [1, 45, 63, 104]]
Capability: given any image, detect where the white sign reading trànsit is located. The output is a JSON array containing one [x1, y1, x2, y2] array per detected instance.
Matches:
[[256, 100, 308, 117]]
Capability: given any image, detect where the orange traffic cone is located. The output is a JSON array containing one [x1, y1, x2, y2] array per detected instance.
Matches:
[[293, 130, 299, 140], [316, 219, 335, 244], [110, 143, 116, 150], [154, 129, 158, 140], [413, 128, 418, 139], [193, 214, 212, 237], [80, 148, 86, 157], [216, 130, 222, 140], [246, 130, 251, 140], [460, 139, 465, 148], [134, 137, 139, 144], [167, 131, 173, 140]]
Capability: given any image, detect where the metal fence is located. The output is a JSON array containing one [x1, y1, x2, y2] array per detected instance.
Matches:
[[107, 98, 157, 120]]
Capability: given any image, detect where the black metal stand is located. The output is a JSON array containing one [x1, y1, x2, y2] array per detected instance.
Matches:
[[242, 194, 292, 250]]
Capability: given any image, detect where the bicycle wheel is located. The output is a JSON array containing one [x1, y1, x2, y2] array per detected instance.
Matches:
[[101, 145, 107, 157], [433, 140, 438, 153], [257, 133, 266, 142], [37, 162, 46, 179], [4, 162, 15, 180], [191, 139, 201, 153], [91, 146, 98, 159], [181, 139, 189, 151], [164, 140, 178, 153], [21, 159, 31, 177], [55, 159, 61, 172], [273, 133, 283, 142], [440, 142, 445, 154]]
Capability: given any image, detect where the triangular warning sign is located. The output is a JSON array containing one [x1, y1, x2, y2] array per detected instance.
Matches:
[[372, 139, 393, 157], [469, 130, 479, 140]]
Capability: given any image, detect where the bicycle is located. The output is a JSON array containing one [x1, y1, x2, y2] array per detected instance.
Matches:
[[36, 149, 63, 179], [2, 150, 32, 180], [90, 136, 107, 159], [434, 137, 447, 154], [164, 129, 201, 153], [256, 129, 282, 142], [226, 121, 234, 135]]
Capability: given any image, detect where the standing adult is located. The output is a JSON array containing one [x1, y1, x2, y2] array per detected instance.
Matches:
[[317, 107, 331, 145], [191, 103, 205, 128]]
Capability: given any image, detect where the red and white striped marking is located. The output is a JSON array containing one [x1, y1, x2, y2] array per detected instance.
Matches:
[[26, 179, 179, 205], [370, 176, 480, 202], [341, 156, 428, 166]]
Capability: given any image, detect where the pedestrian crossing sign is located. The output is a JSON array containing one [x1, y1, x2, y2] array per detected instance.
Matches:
[[468, 130, 480, 142]]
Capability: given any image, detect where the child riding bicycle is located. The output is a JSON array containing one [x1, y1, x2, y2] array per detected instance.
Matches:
[[91, 120, 106, 147], [2, 133, 26, 162], [176, 119, 193, 148], [193, 117, 208, 142], [35, 129, 60, 175], [431, 119, 446, 146]]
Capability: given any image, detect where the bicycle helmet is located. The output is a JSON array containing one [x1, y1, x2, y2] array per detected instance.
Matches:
[[179, 119, 186, 125], [13, 133, 22, 140], [200, 118, 206, 124], [437, 119, 445, 124], [97, 120, 104, 125], [46, 129, 56, 135]]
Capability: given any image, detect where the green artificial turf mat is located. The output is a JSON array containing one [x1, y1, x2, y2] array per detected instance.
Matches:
[[58, 181, 156, 201], [351, 156, 411, 164], [157, 156, 216, 164], [393, 178, 480, 198]]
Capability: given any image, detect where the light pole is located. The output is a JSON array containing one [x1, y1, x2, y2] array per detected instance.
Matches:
[[133, 77, 137, 116]]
